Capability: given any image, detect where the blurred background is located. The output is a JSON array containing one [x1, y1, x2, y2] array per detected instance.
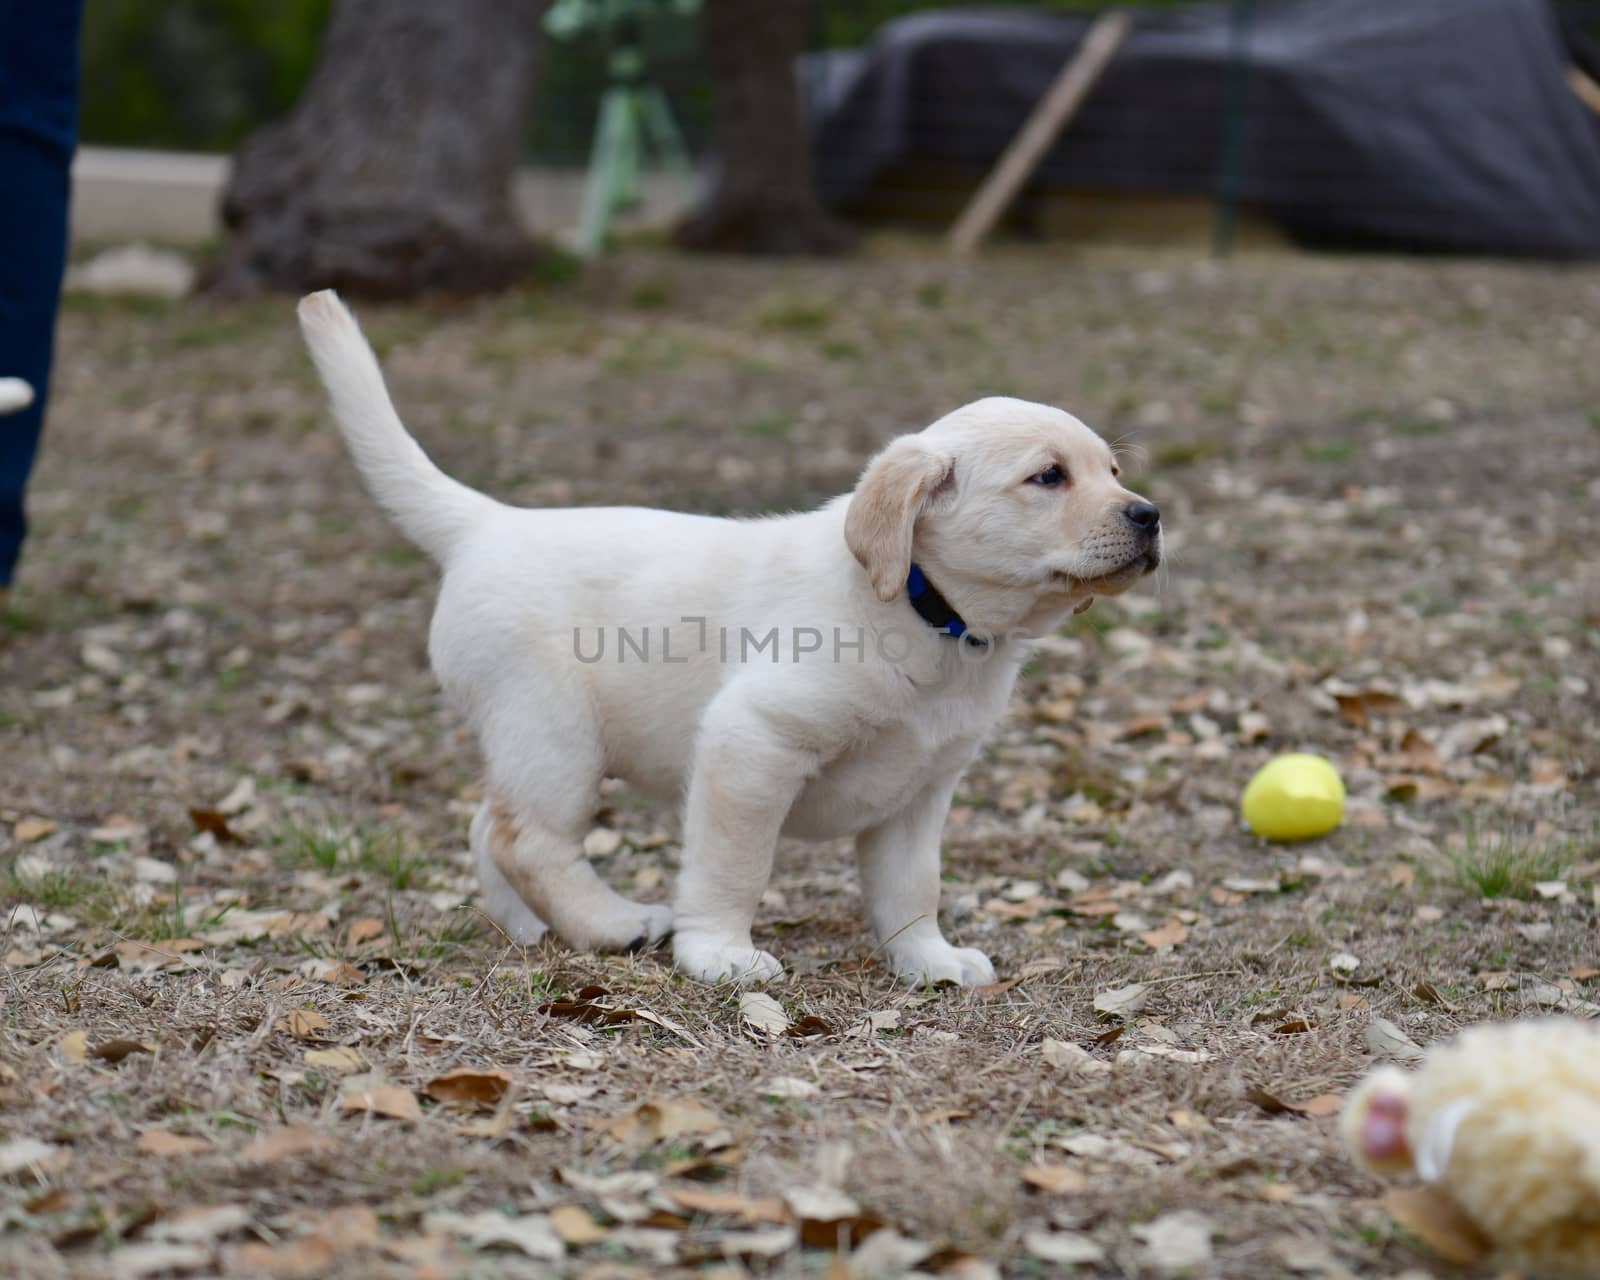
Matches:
[[68, 0, 1600, 271]]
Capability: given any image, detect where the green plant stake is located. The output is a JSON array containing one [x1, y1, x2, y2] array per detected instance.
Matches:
[[546, 0, 698, 256]]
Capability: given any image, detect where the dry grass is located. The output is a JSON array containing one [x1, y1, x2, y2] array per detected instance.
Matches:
[[3, 241, 1599, 1278]]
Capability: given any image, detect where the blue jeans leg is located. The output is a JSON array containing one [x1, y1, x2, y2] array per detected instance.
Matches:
[[0, 0, 85, 587]]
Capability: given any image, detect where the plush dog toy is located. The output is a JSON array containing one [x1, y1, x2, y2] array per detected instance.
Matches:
[[1343, 1017, 1600, 1276]]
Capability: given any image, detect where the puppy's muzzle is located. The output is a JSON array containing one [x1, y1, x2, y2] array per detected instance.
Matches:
[[1123, 500, 1163, 573]]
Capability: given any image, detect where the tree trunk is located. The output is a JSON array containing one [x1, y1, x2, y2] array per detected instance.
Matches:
[[207, 0, 547, 299], [676, 0, 852, 256]]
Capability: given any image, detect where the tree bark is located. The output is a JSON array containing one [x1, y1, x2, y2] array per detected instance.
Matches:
[[207, 0, 547, 299], [676, 0, 852, 256]]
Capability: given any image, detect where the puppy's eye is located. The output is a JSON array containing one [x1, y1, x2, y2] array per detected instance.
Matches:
[[1028, 465, 1067, 488], [1111, 464, 1122, 477]]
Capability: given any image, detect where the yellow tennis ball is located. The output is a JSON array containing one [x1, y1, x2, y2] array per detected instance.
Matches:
[[1241, 753, 1345, 841]]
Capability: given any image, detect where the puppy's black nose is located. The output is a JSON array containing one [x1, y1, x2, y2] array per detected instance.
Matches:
[[1123, 500, 1161, 531]]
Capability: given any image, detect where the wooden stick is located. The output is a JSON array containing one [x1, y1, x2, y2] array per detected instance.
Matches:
[[949, 9, 1133, 254]]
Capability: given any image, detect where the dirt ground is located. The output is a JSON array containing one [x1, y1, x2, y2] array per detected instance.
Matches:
[[3, 241, 1598, 1280]]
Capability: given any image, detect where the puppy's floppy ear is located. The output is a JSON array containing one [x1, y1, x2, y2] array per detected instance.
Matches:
[[845, 437, 955, 602]]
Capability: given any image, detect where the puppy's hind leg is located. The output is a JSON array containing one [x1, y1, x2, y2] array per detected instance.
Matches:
[[469, 801, 548, 946], [477, 690, 672, 953]]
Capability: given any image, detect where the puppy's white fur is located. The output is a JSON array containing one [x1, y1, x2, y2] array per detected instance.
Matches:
[[298, 290, 1161, 985]]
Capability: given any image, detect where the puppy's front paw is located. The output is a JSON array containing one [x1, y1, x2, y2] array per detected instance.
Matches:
[[674, 933, 784, 984], [632, 902, 675, 948], [569, 900, 675, 952], [888, 941, 996, 988]]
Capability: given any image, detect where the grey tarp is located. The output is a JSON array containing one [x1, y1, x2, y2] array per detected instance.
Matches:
[[805, 0, 1600, 256]]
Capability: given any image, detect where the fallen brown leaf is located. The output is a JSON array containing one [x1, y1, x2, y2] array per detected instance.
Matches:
[[13, 818, 56, 843], [1246, 1085, 1295, 1116], [784, 1015, 835, 1038], [1066, 890, 1123, 918], [117, 939, 204, 973], [4, 948, 43, 970], [1221, 876, 1280, 894], [720, 1225, 801, 1259], [25, 1186, 70, 1215], [1023, 1228, 1104, 1265], [1120, 713, 1169, 739], [230, 1203, 382, 1275], [138, 1129, 210, 1157], [761, 1076, 820, 1100], [345, 917, 385, 947], [1092, 983, 1148, 1020], [1022, 1164, 1089, 1194], [337, 1084, 420, 1122], [0, 1139, 72, 1179], [423, 1208, 563, 1260], [1290, 1092, 1345, 1118], [667, 1187, 787, 1223], [90, 815, 143, 843], [599, 1097, 723, 1146], [280, 1009, 330, 1041], [846, 1009, 901, 1037], [424, 1067, 513, 1109], [1334, 689, 1405, 728], [549, 1204, 610, 1245], [1139, 918, 1189, 951], [1413, 981, 1458, 1011], [1459, 773, 1510, 801], [1385, 774, 1456, 803], [240, 1127, 335, 1163], [1365, 1017, 1425, 1063], [982, 896, 1054, 921], [1384, 1187, 1490, 1265], [738, 991, 791, 1035], [309, 960, 366, 987], [187, 807, 242, 844], [660, 1145, 744, 1177], [105, 1242, 208, 1276], [91, 1038, 153, 1064], [1040, 1038, 1112, 1075], [149, 1204, 252, 1245], [275, 916, 336, 942], [1394, 727, 1444, 774], [539, 996, 642, 1028], [1387, 863, 1417, 890], [785, 1186, 883, 1251], [304, 1047, 365, 1074]]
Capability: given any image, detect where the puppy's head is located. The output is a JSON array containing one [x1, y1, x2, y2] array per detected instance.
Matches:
[[845, 397, 1162, 636]]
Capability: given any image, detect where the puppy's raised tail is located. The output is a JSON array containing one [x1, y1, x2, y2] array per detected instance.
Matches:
[[297, 290, 497, 563]]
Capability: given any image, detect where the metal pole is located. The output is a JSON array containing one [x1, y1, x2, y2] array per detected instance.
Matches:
[[1213, 0, 1255, 259]]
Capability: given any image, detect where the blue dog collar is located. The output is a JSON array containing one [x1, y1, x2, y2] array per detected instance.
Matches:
[[906, 564, 986, 645]]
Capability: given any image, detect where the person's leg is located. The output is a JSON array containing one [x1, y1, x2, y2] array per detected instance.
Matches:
[[0, 0, 85, 589]]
